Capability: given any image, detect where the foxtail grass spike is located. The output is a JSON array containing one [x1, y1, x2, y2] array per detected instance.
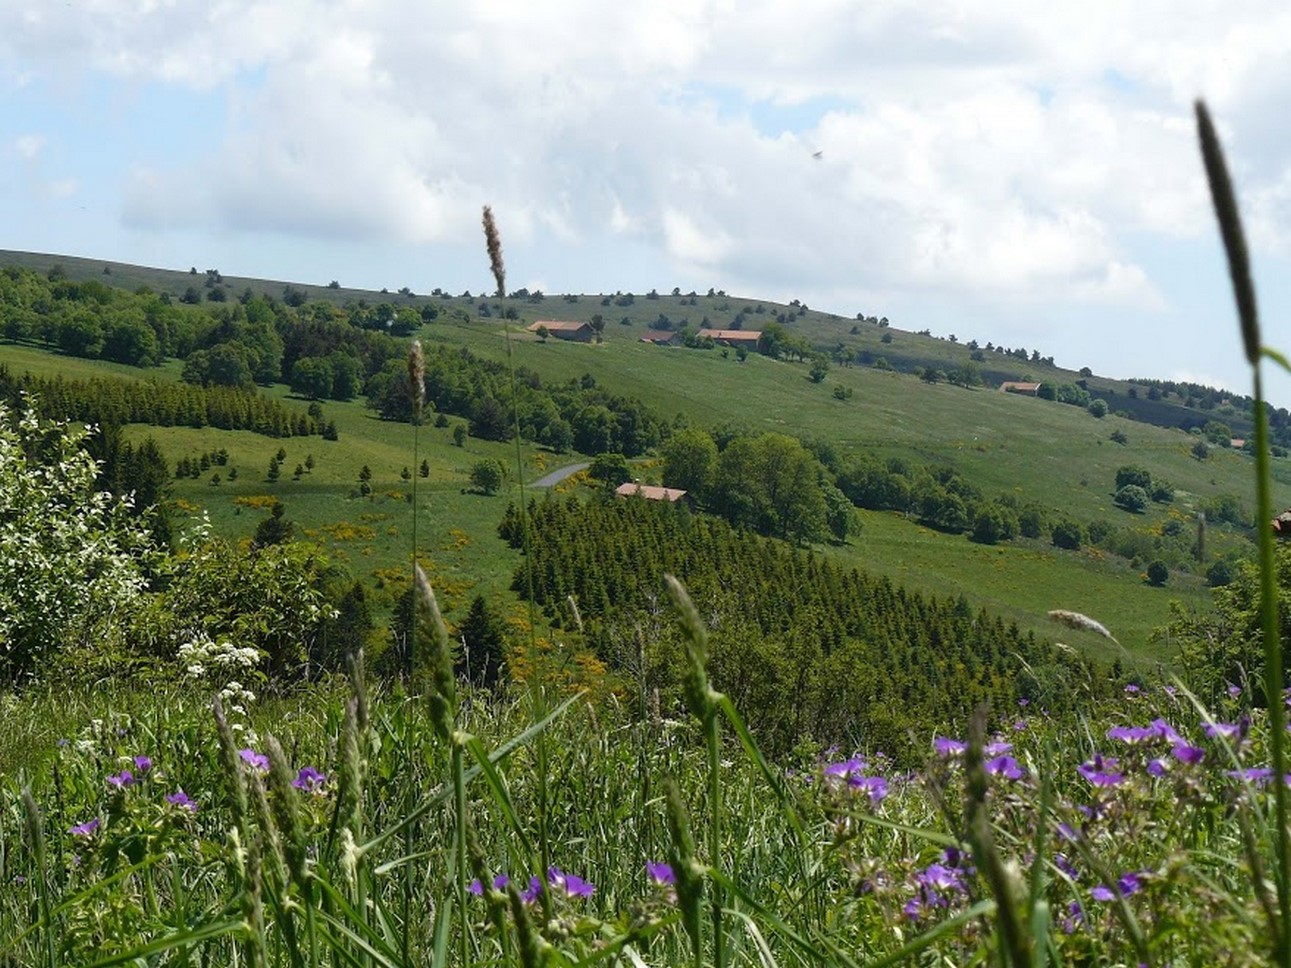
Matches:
[[665, 573, 716, 722], [414, 562, 457, 741], [407, 339, 425, 420], [1047, 609, 1117, 643], [212, 696, 250, 837], [1196, 100, 1260, 365], [265, 735, 309, 889], [664, 777, 704, 966], [483, 205, 506, 298]]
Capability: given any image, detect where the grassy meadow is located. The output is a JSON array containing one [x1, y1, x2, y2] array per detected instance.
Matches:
[[0, 292, 1265, 669]]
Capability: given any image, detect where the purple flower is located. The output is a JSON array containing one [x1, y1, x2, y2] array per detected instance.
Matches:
[[166, 789, 197, 813], [1013, 720, 1028, 732], [823, 756, 866, 779], [292, 766, 327, 793], [1203, 721, 1242, 740], [1163, 685, 1178, 697], [849, 774, 889, 803], [1092, 871, 1144, 902], [1078, 755, 1125, 787], [107, 770, 134, 788], [521, 875, 544, 903], [239, 749, 270, 772], [133, 755, 153, 774], [934, 737, 967, 757], [1172, 744, 1205, 765], [69, 818, 101, 837], [647, 861, 676, 885], [984, 740, 1013, 756], [918, 863, 966, 893], [1017, 698, 1030, 707], [1055, 853, 1079, 879], [986, 755, 1024, 780], [1227, 767, 1274, 786], [1124, 684, 1140, 696], [549, 867, 595, 898], [1146, 758, 1168, 777], [1150, 718, 1183, 743], [1228, 682, 1242, 698], [1106, 725, 1155, 745], [469, 874, 510, 896]]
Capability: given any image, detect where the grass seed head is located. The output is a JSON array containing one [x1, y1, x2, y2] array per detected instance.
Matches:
[[407, 339, 425, 418], [482, 205, 506, 299], [1196, 99, 1260, 365]]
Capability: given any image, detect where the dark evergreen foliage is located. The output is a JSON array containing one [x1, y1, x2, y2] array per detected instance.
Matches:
[[509, 496, 1102, 758]]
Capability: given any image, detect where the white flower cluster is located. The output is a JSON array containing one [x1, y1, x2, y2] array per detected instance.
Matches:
[[178, 633, 262, 728]]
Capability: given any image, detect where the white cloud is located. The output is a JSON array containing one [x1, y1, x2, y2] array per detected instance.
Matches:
[[3, 0, 1290, 333], [13, 134, 43, 159]]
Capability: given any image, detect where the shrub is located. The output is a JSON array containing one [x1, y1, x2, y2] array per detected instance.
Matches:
[[1051, 519, 1083, 550], [0, 404, 155, 682], [1115, 465, 1153, 490], [1088, 398, 1109, 418], [1206, 558, 1237, 587], [1146, 559, 1169, 586], [469, 459, 506, 495], [1114, 484, 1150, 513]]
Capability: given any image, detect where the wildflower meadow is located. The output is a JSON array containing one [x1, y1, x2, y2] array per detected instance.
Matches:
[[3, 101, 1291, 966]]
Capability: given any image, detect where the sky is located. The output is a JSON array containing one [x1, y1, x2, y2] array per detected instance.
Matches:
[[3, 2, 1291, 403]]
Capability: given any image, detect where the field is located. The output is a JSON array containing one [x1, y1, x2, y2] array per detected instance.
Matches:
[[0, 284, 1264, 667]]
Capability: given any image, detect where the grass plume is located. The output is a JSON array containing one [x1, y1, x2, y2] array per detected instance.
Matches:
[[482, 205, 506, 299]]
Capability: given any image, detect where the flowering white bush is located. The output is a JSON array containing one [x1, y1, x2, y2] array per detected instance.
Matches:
[[0, 400, 155, 682]]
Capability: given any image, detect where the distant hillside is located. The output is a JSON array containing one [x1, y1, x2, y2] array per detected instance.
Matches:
[[0, 249, 1271, 441], [0, 248, 1282, 667]]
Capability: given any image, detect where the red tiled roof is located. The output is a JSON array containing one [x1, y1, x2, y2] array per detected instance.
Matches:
[[615, 482, 689, 502], [528, 320, 590, 332], [698, 328, 761, 342]]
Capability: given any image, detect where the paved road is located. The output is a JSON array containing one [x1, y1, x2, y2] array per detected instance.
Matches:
[[531, 462, 589, 487]]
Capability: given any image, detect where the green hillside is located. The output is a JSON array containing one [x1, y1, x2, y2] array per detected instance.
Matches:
[[0, 251, 1277, 667]]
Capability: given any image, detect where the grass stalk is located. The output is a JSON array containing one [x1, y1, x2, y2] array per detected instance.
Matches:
[[1196, 97, 1291, 965], [20, 789, 54, 968]]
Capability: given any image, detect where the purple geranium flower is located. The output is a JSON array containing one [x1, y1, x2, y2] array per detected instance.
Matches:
[[521, 875, 544, 903], [1124, 684, 1140, 696], [848, 774, 889, 804], [69, 818, 101, 837], [468, 874, 510, 896], [1227, 767, 1274, 786], [1106, 725, 1156, 745], [239, 749, 270, 772], [934, 737, 967, 757], [917, 863, 966, 894], [1093, 871, 1147, 902], [166, 789, 197, 813], [823, 756, 866, 779], [1146, 758, 1168, 777], [984, 740, 1013, 756], [292, 766, 327, 793], [647, 861, 676, 885], [549, 867, 595, 898], [1078, 755, 1125, 787], [1172, 744, 1205, 765], [986, 755, 1024, 780], [133, 755, 153, 774], [107, 770, 134, 788]]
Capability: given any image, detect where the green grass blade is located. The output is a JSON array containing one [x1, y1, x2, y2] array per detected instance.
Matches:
[[84, 919, 245, 967]]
